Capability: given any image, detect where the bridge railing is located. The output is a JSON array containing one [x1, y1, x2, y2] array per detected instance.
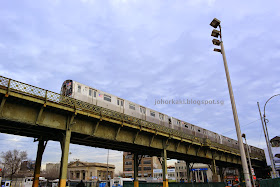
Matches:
[[0, 75, 264, 160]]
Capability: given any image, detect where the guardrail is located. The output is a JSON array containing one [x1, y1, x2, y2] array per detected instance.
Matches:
[[0, 75, 264, 160]]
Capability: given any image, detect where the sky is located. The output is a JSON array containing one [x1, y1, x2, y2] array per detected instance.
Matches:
[[0, 0, 280, 174]]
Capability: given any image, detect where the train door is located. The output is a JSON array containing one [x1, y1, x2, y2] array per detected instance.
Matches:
[[168, 117, 173, 128], [159, 113, 164, 126], [191, 125, 195, 136], [203, 129, 207, 138], [139, 106, 146, 120], [117, 98, 124, 113], [89, 89, 97, 105]]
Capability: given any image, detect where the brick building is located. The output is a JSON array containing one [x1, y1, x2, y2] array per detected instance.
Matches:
[[123, 152, 161, 178]]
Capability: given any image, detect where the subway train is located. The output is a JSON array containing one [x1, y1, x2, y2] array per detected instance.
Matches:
[[61, 80, 263, 156]]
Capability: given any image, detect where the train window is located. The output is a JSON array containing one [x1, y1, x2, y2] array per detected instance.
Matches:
[[129, 103, 135, 110], [140, 106, 146, 114], [198, 129, 201, 132], [117, 99, 124, 106], [159, 113, 164, 120], [78, 85, 81, 93], [177, 120, 180, 125], [185, 124, 188, 128], [150, 111, 155, 117], [89, 89, 92, 96], [104, 94, 111, 102], [94, 91, 96, 97]]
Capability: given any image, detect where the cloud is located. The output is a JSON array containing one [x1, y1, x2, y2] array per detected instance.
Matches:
[[1, 0, 280, 173]]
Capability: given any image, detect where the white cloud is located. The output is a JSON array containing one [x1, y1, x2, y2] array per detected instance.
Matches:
[[1, 0, 280, 174]]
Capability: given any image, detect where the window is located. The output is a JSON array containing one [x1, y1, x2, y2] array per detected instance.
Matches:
[[125, 161, 132, 165], [104, 94, 111, 102], [78, 85, 81, 93], [185, 124, 188, 128], [143, 160, 151, 164], [140, 106, 146, 114], [94, 91, 96, 97], [177, 120, 180, 125], [144, 167, 151, 171], [129, 103, 135, 110], [159, 113, 164, 120], [125, 155, 132, 159], [150, 111, 155, 117], [89, 89, 92, 96], [198, 129, 201, 132], [117, 99, 124, 106]]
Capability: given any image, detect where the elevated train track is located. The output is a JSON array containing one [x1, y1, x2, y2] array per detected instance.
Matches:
[[0, 75, 267, 186]]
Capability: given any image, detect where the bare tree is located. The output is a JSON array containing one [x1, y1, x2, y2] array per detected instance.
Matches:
[[44, 166, 60, 180], [0, 149, 27, 180]]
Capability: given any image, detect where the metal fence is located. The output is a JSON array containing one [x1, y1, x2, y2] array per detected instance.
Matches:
[[123, 182, 226, 187], [259, 178, 280, 187]]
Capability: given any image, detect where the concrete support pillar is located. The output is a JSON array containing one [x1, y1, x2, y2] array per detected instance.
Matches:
[[161, 148, 168, 187], [59, 128, 71, 187], [32, 139, 48, 187], [219, 166, 224, 182], [186, 162, 190, 182], [133, 153, 139, 187], [212, 159, 219, 182]]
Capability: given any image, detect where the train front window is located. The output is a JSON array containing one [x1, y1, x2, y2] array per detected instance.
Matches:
[[61, 80, 72, 97]]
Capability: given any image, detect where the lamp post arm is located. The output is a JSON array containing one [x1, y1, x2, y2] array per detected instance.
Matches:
[[263, 94, 280, 117]]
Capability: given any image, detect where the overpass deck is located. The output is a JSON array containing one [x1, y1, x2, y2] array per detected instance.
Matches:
[[0, 75, 267, 186]]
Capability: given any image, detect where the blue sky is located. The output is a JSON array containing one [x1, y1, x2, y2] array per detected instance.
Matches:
[[1, 0, 280, 173]]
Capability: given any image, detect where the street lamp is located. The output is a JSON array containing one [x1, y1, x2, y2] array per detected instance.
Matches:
[[257, 94, 280, 178], [210, 18, 252, 187], [242, 134, 256, 187]]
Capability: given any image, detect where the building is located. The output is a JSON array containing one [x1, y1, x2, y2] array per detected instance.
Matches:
[[15, 160, 36, 178], [175, 161, 212, 182], [46, 163, 60, 172], [271, 136, 280, 147], [68, 160, 115, 181], [123, 152, 161, 178], [153, 168, 176, 182]]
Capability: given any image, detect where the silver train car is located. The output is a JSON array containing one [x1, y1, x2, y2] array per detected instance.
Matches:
[[61, 80, 263, 156]]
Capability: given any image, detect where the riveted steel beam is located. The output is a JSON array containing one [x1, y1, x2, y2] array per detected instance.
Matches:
[[115, 126, 121, 141], [0, 97, 7, 115], [149, 135, 155, 147], [133, 131, 140, 144], [32, 138, 48, 187]]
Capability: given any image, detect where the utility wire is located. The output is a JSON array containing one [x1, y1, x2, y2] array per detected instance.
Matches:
[[221, 118, 261, 135]]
